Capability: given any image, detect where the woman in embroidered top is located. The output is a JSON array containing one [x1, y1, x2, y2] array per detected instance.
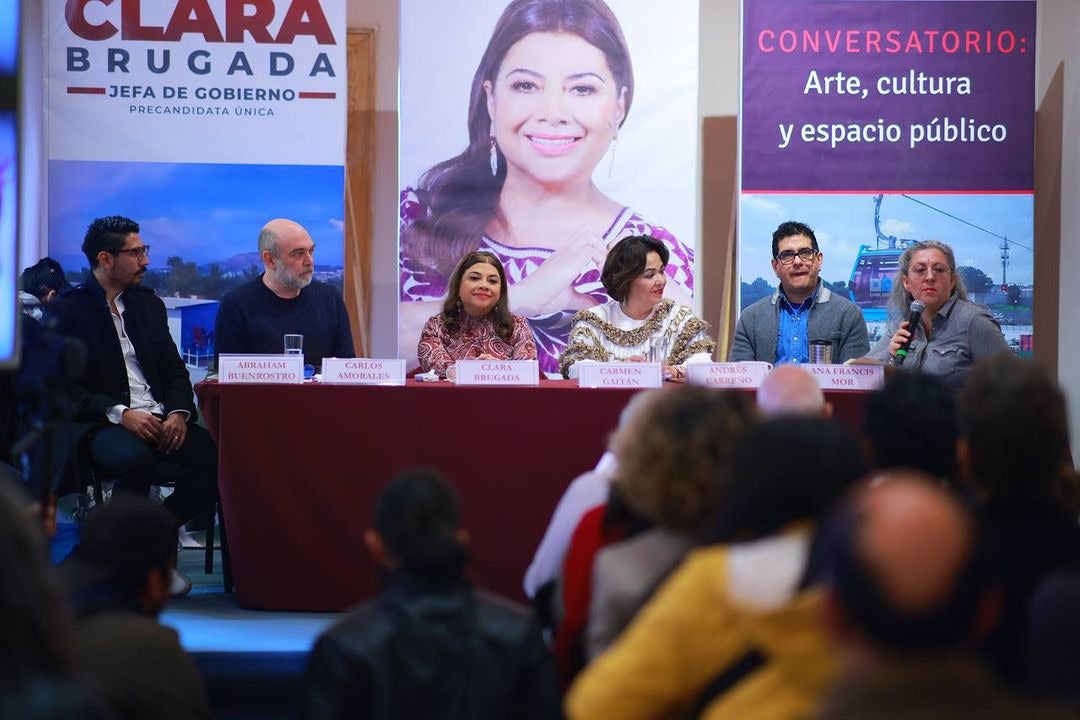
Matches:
[[400, 0, 695, 374], [417, 251, 537, 380], [560, 235, 713, 380]]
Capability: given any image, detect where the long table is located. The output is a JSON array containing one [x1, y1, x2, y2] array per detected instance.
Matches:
[[195, 380, 868, 611]]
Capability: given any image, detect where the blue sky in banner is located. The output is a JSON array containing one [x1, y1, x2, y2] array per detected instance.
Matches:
[[740, 192, 1034, 288], [48, 161, 345, 277]]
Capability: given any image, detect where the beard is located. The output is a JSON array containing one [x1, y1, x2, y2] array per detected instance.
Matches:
[[273, 264, 313, 291]]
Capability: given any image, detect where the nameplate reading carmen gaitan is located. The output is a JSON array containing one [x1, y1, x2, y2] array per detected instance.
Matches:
[[455, 360, 539, 386], [578, 362, 663, 389], [322, 358, 406, 385], [218, 354, 303, 385]]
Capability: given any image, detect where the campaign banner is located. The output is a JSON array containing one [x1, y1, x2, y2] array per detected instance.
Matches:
[[398, 0, 699, 374], [739, 0, 1036, 354], [44, 0, 347, 368]]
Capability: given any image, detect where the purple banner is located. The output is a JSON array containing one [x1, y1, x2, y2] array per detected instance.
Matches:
[[742, 0, 1036, 192]]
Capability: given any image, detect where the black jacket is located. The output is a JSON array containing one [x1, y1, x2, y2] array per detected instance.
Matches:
[[51, 273, 196, 424], [304, 573, 561, 720]]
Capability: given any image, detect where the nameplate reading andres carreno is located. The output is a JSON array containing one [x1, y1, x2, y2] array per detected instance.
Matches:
[[455, 360, 539, 386], [322, 358, 406, 385], [218, 354, 303, 384], [578, 362, 663, 389]]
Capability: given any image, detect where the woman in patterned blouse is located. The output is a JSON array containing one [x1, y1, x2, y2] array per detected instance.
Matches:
[[560, 236, 714, 380], [417, 251, 537, 379]]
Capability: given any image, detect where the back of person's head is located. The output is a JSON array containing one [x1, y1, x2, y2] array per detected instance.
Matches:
[[959, 354, 1070, 502], [611, 387, 756, 538], [863, 371, 957, 479], [0, 479, 70, 691], [757, 365, 828, 418], [63, 495, 175, 615], [713, 418, 867, 542], [374, 469, 468, 584], [822, 472, 990, 654], [20, 258, 71, 301]]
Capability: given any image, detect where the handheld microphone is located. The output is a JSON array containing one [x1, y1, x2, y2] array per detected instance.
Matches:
[[894, 300, 925, 365]]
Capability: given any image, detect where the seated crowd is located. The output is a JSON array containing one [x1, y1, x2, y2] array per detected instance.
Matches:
[[3, 214, 1077, 719]]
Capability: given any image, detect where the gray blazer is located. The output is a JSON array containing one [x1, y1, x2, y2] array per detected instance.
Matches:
[[729, 284, 870, 363]]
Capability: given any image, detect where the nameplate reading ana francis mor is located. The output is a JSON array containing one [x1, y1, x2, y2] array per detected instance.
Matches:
[[218, 354, 303, 384], [685, 362, 772, 388], [322, 358, 406, 385], [454, 360, 539, 386], [578, 362, 663, 389], [805, 363, 884, 391]]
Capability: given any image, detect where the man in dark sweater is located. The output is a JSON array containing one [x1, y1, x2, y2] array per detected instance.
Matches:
[[214, 218, 354, 369]]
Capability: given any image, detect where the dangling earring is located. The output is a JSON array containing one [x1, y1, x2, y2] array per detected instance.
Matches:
[[489, 133, 499, 177], [608, 128, 619, 178]]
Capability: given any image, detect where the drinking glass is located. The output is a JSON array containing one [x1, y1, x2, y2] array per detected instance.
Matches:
[[284, 334, 304, 356]]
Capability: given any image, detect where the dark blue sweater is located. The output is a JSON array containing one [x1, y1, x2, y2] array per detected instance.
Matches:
[[214, 275, 354, 368]]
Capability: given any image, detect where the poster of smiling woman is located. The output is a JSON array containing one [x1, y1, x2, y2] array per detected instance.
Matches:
[[399, 0, 699, 374]]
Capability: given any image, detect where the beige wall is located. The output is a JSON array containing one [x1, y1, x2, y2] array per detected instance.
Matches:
[[1037, 0, 1080, 455]]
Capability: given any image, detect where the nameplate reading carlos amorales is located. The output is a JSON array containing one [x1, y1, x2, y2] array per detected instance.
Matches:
[[322, 358, 405, 385], [218, 354, 303, 384], [455, 360, 539, 386], [578, 363, 663, 389]]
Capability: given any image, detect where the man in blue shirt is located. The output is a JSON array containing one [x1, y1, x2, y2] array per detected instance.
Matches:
[[729, 221, 868, 364]]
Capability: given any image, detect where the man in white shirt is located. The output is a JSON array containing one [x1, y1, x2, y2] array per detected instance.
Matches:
[[51, 216, 217, 594]]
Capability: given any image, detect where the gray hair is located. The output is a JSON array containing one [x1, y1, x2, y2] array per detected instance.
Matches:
[[257, 226, 280, 257]]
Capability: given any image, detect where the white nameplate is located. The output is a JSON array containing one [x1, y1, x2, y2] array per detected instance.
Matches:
[[322, 358, 405, 385], [455, 359, 539, 386], [805, 363, 884, 391], [686, 362, 772, 388], [218, 354, 303, 384], [578, 362, 663, 389]]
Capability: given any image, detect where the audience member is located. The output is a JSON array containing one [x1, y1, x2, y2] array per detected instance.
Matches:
[[817, 471, 1063, 720], [1025, 569, 1080, 706], [730, 221, 868, 364], [0, 478, 109, 720], [50, 215, 219, 595], [958, 353, 1080, 688], [523, 389, 655, 602], [586, 387, 755, 658], [19, 257, 71, 320], [417, 250, 537, 379], [862, 371, 957, 481], [757, 364, 831, 417], [305, 469, 559, 720], [214, 218, 355, 369], [63, 495, 211, 720], [567, 418, 867, 720]]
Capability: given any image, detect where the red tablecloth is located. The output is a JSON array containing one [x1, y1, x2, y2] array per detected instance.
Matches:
[[195, 379, 868, 611]]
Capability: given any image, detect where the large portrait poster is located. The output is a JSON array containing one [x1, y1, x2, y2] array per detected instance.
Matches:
[[739, 0, 1036, 354], [45, 0, 347, 370], [399, 0, 699, 373]]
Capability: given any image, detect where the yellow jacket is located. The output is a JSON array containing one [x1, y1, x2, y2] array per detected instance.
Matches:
[[566, 526, 835, 720]]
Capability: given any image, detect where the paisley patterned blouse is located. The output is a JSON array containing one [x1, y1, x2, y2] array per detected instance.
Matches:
[[400, 187, 695, 375], [417, 312, 537, 377]]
